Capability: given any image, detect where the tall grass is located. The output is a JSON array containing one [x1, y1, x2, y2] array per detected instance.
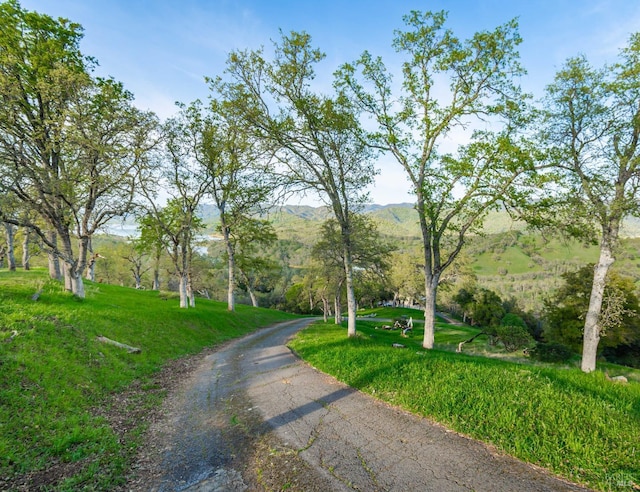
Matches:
[[289, 321, 640, 491], [0, 269, 296, 490]]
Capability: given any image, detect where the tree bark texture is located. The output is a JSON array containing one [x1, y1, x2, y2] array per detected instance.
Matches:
[[224, 226, 236, 312], [22, 228, 30, 270], [581, 239, 616, 372], [47, 231, 62, 280], [178, 274, 189, 309], [4, 223, 16, 271], [343, 245, 358, 337]]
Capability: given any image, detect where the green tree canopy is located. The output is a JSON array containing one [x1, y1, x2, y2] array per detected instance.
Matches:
[[543, 265, 640, 353]]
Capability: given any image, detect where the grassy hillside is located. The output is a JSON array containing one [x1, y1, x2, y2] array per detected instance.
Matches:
[[462, 232, 640, 313], [0, 270, 297, 490], [289, 319, 640, 491], [2, 270, 638, 490]]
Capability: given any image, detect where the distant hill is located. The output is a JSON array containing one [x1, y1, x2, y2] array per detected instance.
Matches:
[[112, 202, 640, 240], [266, 203, 640, 240], [101, 202, 640, 314]]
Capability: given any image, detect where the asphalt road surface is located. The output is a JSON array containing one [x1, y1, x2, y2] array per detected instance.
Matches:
[[138, 318, 590, 491]]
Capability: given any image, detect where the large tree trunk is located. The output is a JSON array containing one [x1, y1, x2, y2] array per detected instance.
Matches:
[[581, 235, 616, 372], [63, 257, 85, 298], [4, 223, 17, 271], [343, 246, 357, 337], [322, 296, 330, 322], [71, 268, 85, 298], [423, 278, 438, 349], [178, 273, 189, 308], [47, 231, 62, 280], [223, 226, 236, 312], [77, 236, 90, 283], [417, 196, 440, 349], [22, 228, 31, 270], [152, 253, 160, 290], [59, 231, 86, 297], [334, 294, 342, 325], [85, 239, 97, 281], [187, 273, 195, 308], [134, 271, 142, 289]]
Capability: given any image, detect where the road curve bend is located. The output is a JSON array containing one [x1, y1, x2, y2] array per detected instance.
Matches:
[[134, 318, 590, 492]]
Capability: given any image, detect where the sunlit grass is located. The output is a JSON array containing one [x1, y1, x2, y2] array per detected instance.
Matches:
[[0, 269, 296, 489], [289, 321, 640, 491]]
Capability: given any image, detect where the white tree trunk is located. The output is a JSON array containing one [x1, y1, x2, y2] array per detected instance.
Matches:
[[63, 262, 72, 291], [422, 276, 439, 349], [63, 257, 85, 298], [178, 274, 189, 309], [188, 278, 195, 308], [4, 223, 16, 271], [343, 248, 357, 337], [47, 231, 61, 280], [71, 271, 85, 298], [581, 240, 616, 372], [22, 228, 30, 270], [248, 287, 258, 308], [86, 258, 96, 281], [225, 232, 236, 312]]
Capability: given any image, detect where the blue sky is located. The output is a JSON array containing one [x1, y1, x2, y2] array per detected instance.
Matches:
[[19, 0, 640, 205]]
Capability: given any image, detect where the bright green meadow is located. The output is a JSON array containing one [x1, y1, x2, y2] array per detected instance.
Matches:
[[289, 316, 640, 492], [0, 269, 296, 490]]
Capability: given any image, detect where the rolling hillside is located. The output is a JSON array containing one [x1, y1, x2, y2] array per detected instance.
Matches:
[[103, 202, 640, 313]]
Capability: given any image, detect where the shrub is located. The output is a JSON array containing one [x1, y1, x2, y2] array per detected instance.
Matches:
[[494, 324, 534, 352], [529, 342, 573, 363]]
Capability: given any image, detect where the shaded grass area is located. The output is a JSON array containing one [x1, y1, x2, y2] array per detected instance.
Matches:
[[289, 320, 640, 491], [0, 269, 296, 490]]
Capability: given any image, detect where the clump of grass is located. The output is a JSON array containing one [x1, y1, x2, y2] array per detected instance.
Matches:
[[289, 321, 640, 491], [0, 269, 296, 489]]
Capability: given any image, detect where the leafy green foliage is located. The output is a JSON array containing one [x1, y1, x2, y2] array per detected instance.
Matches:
[[543, 265, 640, 353], [492, 324, 534, 352], [529, 342, 574, 363]]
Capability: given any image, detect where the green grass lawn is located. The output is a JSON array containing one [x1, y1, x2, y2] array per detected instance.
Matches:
[[289, 319, 640, 491], [0, 269, 297, 490], [4, 270, 639, 491]]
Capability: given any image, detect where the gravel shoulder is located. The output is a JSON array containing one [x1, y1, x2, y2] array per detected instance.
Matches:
[[121, 319, 592, 492]]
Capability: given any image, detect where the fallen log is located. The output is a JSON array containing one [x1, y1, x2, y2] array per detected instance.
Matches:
[[456, 331, 486, 353], [96, 335, 141, 354]]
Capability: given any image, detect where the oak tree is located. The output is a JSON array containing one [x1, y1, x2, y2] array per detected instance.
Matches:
[[221, 32, 378, 336], [541, 35, 640, 371], [337, 11, 532, 347]]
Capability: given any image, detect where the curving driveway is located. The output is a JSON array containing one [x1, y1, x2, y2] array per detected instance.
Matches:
[[133, 319, 590, 491]]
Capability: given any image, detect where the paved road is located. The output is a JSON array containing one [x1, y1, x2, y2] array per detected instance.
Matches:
[[140, 319, 590, 491]]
